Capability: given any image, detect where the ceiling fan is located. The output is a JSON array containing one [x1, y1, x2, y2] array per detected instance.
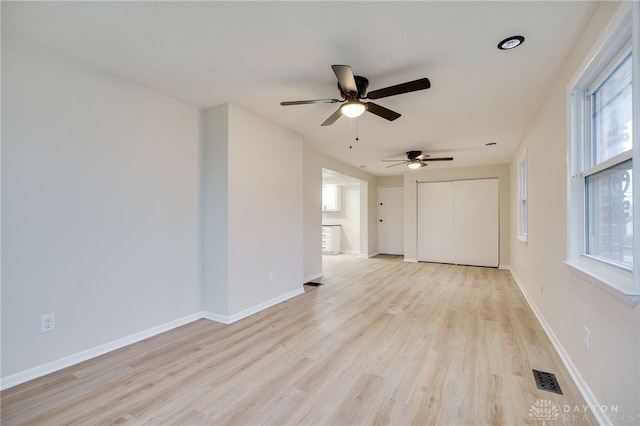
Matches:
[[280, 65, 431, 126], [383, 151, 454, 169]]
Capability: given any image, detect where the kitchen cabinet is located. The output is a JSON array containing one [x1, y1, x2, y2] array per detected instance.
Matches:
[[322, 225, 341, 254]]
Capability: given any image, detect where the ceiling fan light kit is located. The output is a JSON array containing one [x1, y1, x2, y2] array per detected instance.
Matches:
[[341, 100, 366, 118], [280, 65, 431, 126], [407, 159, 424, 169]]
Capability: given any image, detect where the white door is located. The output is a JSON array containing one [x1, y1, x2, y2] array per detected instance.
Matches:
[[453, 179, 499, 267], [417, 182, 454, 263], [417, 179, 499, 267], [378, 186, 404, 255]]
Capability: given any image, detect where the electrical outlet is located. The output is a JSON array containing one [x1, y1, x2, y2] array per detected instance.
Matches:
[[269, 271, 275, 282], [41, 313, 56, 333], [584, 327, 591, 352]]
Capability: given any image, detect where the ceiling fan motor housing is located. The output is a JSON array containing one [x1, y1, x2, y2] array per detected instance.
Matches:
[[338, 76, 369, 99], [406, 151, 422, 160]]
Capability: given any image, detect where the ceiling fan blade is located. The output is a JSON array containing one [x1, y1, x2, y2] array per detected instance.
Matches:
[[332, 65, 358, 94], [366, 78, 431, 100], [321, 108, 343, 126], [385, 162, 409, 168], [281, 99, 341, 106], [381, 159, 408, 162], [422, 157, 454, 161], [366, 102, 401, 121]]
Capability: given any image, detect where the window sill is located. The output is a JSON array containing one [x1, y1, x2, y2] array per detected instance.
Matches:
[[564, 260, 639, 307]]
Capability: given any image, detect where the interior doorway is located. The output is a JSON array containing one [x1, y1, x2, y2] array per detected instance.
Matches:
[[322, 169, 362, 257]]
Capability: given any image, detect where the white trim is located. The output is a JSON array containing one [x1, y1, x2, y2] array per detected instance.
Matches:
[[404, 257, 418, 263], [341, 249, 359, 255], [567, 2, 632, 90], [582, 149, 632, 177], [200, 311, 231, 324], [204, 287, 305, 325], [1, 287, 306, 390], [0, 312, 202, 391], [359, 252, 380, 258], [564, 260, 639, 307], [498, 264, 511, 270], [303, 272, 324, 283], [510, 271, 612, 426]]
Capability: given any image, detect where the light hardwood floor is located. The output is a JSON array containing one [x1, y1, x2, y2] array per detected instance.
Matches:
[[2, 255, 595, 425]]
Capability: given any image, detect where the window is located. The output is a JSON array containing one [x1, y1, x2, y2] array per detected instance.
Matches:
[[518, 153, 528, 242], [322, 185, 340, 211], [567, 2, 638, 303], [585, 53, 633, 270]]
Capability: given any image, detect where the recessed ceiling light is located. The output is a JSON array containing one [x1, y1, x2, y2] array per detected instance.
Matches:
[[498, 35, 525, 50]]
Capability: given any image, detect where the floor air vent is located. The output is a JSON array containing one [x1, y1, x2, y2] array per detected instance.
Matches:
[[532, 369, 563, 395]]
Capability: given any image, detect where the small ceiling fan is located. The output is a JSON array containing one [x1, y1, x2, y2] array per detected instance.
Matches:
[[280, 65, 431, 126], [383, 151, 454, 169]]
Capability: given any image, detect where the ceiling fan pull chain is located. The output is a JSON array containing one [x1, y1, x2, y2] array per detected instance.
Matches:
[[349, 116, 353, 149], [356, 117, 359, 142]]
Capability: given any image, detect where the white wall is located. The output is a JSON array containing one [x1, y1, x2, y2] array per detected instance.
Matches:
[[363, 182, 379, 256], [403, 164, 510, 266], [322, 184, 360, 253], [202, 103, 304, 318], [510, 1, 639, 419], [303, 145, 323, 282], [1, 36, 202, 377], [202, 104, 229, 315]]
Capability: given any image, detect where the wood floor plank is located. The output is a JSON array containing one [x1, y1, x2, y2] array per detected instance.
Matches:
[[1, 255, 595, 425]]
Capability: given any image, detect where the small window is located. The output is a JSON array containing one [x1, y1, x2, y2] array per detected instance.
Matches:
[[322, 185, 341, 211], [518, 154, 528, 242]]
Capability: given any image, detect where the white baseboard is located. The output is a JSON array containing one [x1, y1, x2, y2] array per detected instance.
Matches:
[[0, 312, 202, 391], [510, 270, 609, 426], [358, 252, 380, 258], [404, 257, 418, 263], [303, 272, 323, 283], [341, 250, 359, 255], [1, 287, 307, 391], [498, 264, 511, 270], [202, 287, 305, 325], [200, 311, 231, 324], [227, 288, 305, 323]]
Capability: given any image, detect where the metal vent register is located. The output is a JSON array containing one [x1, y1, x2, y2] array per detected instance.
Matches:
[[532, 369, 563, 395]]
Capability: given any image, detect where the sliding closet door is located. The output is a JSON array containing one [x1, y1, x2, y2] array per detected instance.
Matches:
[[453, 179, 499, 267], [417, 182, 453, 263]]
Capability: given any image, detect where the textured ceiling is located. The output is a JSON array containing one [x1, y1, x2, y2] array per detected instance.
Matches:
[[1, 1, 597, 176]]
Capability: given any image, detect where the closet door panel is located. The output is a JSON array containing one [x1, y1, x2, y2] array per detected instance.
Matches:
[[417, 182, 454, 263], [453, 179, 499, 267]]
